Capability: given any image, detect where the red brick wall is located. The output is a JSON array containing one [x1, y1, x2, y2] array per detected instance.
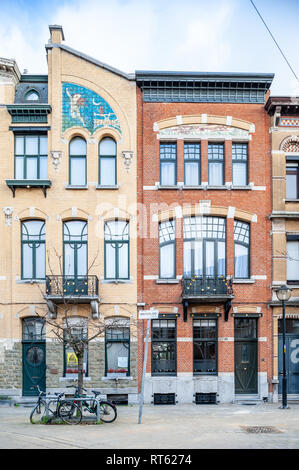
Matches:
[[137, 95, 273, 393]]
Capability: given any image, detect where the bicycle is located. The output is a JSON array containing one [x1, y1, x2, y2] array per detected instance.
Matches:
[[30, 385, 82, 425], [67, 386, 117, 423]]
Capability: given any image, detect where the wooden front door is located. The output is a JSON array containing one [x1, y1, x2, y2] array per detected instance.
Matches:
[[234, 318, 258, 394], [22, 341, 46, 396]]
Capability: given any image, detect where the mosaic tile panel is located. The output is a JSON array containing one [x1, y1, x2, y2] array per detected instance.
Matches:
[[62, 83, 122, 135], [279, 117, 299, 127]]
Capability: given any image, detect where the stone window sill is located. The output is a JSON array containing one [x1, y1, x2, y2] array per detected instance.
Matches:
[[65, 184, 88, 189], [59, 377, 91, 382], [156, 279, 179, 284], [232, 279, 255, 284], [101, 376, 133, 381], [157, 184, 180, 190], [96, 184, 119, 190], [285, 199, 299, 202], [17, 279, 46, 284], [101, 279, 132, 284]]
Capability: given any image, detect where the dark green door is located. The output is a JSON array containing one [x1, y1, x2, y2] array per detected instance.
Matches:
[[234, 318, 258, 394], [22, 341, 46, 396]]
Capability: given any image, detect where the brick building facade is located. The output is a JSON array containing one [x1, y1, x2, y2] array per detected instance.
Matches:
[[266, 96, 299, 401], [136, 72, 275, 403]]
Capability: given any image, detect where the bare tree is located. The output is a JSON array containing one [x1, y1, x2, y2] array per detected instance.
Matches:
[[35, 247, 134, 395]]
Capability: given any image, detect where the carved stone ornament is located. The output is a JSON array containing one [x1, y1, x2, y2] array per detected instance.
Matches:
[[50, 150, 63, 172], [122, 151, 133, 172], [3, 207, 13, 226]]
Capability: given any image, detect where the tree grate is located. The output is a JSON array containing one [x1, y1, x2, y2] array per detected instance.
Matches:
[[241, 426, 282, 434]]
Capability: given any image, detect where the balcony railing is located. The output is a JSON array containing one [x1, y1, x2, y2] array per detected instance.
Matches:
[[182, 276, 234, 301], [45, 275, 99, 303]]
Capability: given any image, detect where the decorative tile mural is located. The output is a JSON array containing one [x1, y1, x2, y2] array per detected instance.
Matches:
[[62, 83, 122, 135]]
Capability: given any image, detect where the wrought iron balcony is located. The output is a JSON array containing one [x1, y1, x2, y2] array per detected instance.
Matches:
[[182, 276, 234, 302], [45, 275, 99, 304]]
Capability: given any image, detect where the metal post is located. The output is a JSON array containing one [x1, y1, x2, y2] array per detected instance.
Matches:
[[138, 319, 150, 424], [282, 299, 288, 408]]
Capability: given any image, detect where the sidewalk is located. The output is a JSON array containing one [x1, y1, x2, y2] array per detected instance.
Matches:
[[0, 402, 299, 449]]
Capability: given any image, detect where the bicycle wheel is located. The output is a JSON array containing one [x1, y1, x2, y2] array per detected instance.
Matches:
[[58, 401, 82, 425], [99, 401, 117, 423], [30, 401, 47, 424]]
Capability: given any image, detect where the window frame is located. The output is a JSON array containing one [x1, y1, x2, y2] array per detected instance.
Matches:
[[184, 142, 201, 186], [193, 318, 218, 375], [105, 320, 130, 377], [159, 220, 176, 279], [286, 235, 299, 284], [69, 137, 87, 186], [234, 220, 250, 279], [14, 134, 48, 180], [22, 317, 45, 341], [160, 142, 177, 186], [286, 162, 299, 199], [63, 318, 88, 378], [151, 319, 177, 376], [232, 142, 248, 186], [98, 137, 117, 186], [63, 220, 88, 278], [21, 219, 46, 280], [208, 142, 225, 186], [104, 219, 130, 280], [183, 216, 226, 279]]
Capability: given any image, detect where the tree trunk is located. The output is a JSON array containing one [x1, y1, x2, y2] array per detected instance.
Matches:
[[77, 352, 84, 396]]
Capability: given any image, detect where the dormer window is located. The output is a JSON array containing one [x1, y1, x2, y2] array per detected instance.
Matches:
[[25, 90, 40, 101]]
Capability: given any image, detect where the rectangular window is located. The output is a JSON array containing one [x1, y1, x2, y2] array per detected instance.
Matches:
[[151, 319, 176, 376], [21, 220, 45, 280], [287, 240, 299, 283], [232, 143, 248, 186], [184, 143, 201, 185], [286, 163, 299, 199], [15, 135, 48, 180], [159, 220, 176, 279], [105, 321, 130, 376], [104, 220, 129, 280], [208, 143, 224, 185], [160, 143, 177, 186], [193, 319, 217, 374], [234, 221, 250, 279]]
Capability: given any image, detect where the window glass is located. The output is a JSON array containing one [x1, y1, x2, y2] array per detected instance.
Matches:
[[21, 220, 45, 280], [160, 143, 176, 185], [105, 220, 129, 279], [159, 221, 175, 279], [234, 221, 250, 279], [184, 143, 200, 185], [287, 240, 299, 281], [64, 318, 88, 378], [208, 143, 224, 185], [106, 319, 130, 376], [151, 319, 176, 375], [286, 164, 298, 199], [25, 90, 39, 101], [22, 318, 45, 341], [232, 143, 248, 185]]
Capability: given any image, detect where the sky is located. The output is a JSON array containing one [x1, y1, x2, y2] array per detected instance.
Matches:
[[0, 0, 298, 95]]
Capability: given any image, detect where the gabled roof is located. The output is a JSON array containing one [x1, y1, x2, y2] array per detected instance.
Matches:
[[45, 43, 135, 81]]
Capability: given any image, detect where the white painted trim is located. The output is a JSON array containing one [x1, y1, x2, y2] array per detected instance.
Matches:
[[251, 275, 267, 280], [144, 275, 158, 280], [226, 116, 232, 126], [258, 337, 267, 342], [176, 115, 183, 125], [227, 206, 235, 218]]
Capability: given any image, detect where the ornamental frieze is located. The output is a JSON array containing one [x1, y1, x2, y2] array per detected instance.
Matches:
[[157, 124, 249, 140]]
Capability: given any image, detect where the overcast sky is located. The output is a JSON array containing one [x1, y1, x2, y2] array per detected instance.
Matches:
[[1, 0, 298, 95]]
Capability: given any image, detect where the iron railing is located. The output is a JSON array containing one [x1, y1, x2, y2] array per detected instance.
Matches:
[[182, 276, 233, 299], [45, 275, 99, 298]]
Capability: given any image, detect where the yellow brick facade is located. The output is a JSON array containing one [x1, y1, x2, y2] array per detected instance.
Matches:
[[267, 96, 299, 400], [0, 26, 138, 401]]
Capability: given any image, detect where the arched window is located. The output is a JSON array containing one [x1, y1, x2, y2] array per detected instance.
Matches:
[[104, 220, 129, 280], [25, 90, 40, 101], [63, 220, 87, 278], [69, 137, 86, 186], [234, 220, 250, 279], [183, 216, 226, 278], [159, 220, 176, 279], [99, 137, 117, 186], [22, 317, 45, 341], [21, 220, 45, 280]]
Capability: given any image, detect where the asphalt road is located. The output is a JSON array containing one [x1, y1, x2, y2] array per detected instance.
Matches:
[[0, 402, 299, 449]]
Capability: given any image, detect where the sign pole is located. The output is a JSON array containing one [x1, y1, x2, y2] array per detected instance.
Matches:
[[138, 318, 150, 424]]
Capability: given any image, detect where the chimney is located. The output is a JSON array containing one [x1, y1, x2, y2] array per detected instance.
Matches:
[[49, 25, 65, 44]]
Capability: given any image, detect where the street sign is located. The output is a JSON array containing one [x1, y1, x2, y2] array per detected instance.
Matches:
[[138, 309, 159, 320]]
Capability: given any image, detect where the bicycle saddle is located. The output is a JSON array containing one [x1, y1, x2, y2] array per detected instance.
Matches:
[[91, 390, 101, 396]]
